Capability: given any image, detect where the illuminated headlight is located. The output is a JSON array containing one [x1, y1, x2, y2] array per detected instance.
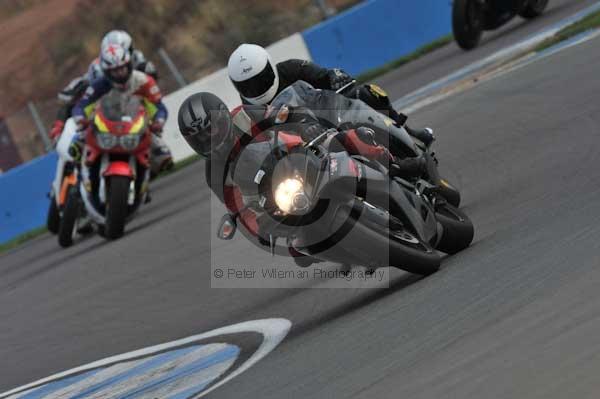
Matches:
[[274, 178, 310, 215], [120, 135, 141, 151], [95, 133, 118, 149]]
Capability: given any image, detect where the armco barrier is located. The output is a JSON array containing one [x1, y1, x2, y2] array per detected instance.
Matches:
[[302, 0, 452, 76], [0, 152, 57, 244]]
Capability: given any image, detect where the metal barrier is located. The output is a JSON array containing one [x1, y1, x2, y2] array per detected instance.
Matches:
[[302, 0, 452, 76]]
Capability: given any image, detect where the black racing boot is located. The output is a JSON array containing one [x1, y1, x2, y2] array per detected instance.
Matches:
[[389, 156, 427, 179], [385, 109, 435, 147], [405, 125, 435, 147]]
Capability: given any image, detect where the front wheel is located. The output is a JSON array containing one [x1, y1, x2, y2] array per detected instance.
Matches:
[[453, 0, 484, 50], [435, 204, 474, 254], [58, 187, 81, 248], [519, 0, 548, 19], [335, 205, 441, 275], [105, 176, 131, 240], [47, 197, 60, 234]]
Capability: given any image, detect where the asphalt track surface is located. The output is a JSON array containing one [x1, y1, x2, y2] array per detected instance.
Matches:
[[2, 1, 600, 397]]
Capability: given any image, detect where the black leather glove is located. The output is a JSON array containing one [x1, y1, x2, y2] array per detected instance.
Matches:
[[328, 68, 353, 91], [301, 123, 325, 142]]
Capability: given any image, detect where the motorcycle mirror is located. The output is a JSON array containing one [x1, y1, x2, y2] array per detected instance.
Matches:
[[217, 214, 237, 240]]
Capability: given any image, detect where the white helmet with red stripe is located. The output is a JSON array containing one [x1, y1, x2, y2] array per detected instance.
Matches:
[[101, 30, 133, 55], [100, 43, 132, 86]]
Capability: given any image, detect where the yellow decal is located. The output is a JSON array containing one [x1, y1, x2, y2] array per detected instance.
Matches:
[[94, 114, 109, 133], [143, 99, 158, 119], [84, 103, 96, 118], [130, 115, 145, 134]]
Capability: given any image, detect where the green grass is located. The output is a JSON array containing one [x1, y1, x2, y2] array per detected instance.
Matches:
[[0, 226, 47, 254], [156, 153, 202, 179], [357, 35, 454, 83], [535, 9, 600, 52]]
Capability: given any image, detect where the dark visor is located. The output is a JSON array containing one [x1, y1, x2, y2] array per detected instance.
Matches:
[[232, 63, 276, 99]]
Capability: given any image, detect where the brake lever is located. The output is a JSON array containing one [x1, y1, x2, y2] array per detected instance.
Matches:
[[335, 79, 357, 94]]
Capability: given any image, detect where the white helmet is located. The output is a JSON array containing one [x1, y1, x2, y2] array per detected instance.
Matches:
[[100, 43, 132, 86], [101, 30, 133, 54], [228, 44, 280, 105]]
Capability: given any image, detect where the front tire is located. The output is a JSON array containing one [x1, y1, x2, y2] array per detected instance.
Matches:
[[334, 205, 441, 275], [105, 176, 130, 240], [435, 204, 474, 254], [453, 0, 484, 50], [519, 0, 548, 19], [58, 187, 80, 248], [47, 197, 60, 234]]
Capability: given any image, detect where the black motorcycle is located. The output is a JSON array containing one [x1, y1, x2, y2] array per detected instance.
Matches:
[[453, 0, 549, 50], [217, 81, 474, 275]]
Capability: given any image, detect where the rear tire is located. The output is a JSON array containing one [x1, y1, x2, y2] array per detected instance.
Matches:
[[435, 204, 474, 254], [453, 0, 484, 50], [105, 176, 130, 240], [519, 0, 548, 19], [58, 187, 80, 248], [47, 197, 60, 234]]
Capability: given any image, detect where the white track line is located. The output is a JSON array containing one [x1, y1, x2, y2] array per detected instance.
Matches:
[[0, 318, 292, 399]]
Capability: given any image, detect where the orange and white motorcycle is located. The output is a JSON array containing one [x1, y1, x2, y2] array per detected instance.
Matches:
[[58, 91, 153, 247]]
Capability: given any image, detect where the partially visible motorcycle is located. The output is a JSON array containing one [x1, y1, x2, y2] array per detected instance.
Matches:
[[58, 91, 152, 247], [47, 118, 79, 235], [214, 81, 474, 275], [453, 0, 549, 50]]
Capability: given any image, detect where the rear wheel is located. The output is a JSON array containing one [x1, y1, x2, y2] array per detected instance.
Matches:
[[519, 0, 548, 19], [47, 197, 60, 234], [58, 187, 81, 248], [453, 0, 484, 50], [435, 204, 474, 254], [105, 176, 130, 240]]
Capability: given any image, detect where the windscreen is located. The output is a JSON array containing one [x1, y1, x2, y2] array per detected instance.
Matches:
[[99, 90, 144, 121]]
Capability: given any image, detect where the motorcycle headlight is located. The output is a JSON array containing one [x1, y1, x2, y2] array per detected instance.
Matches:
[[274, 178, 310, 215], [95, 133, 118, 149], [120, 134, 141, 151]]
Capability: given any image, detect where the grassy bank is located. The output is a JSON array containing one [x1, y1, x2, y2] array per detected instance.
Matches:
[[357, 35, 454, 83], [535, 9, 600, 52], [0, 226, 47, 254]]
